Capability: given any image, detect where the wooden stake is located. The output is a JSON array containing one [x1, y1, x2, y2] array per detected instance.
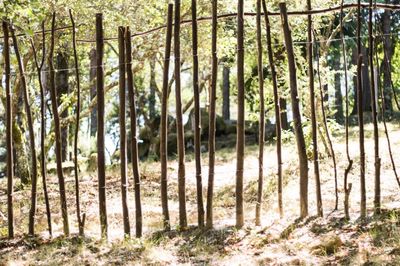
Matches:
[[48, 12, 70, 235], [160, 4, 174, 231], [255, 0, 265, 226], [118, 26, 130, 237], [262, 0, 283, 217], [279, 2, 309, 218], [70, 9, 86, 236], [11, 23, 39, 236], [236, 0, 245, 228], [206, 0, 218, 229], [96, 13, 108, 239], [174, 0, 190, 228], [126, 27, 143, 238], [3, 20, 14, 239]]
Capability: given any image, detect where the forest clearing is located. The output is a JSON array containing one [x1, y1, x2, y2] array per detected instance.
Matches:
[[2, 0, 400, 265]]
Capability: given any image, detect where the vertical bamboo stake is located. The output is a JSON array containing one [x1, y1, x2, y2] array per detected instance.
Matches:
[[3, 21, 13, 239], [262, 0, 283, 217], [10, 24, 39, 236], [368, 0, 381, 215], [255, 0, 265, 226], [192, 0, 205, 229], [236, 0, 245, 228], [160, 4, 174, 231], [357, 0, 367, 219], [279, 3, 309, 218], [306, 0, 323, 217], [118, 26, 130, 237], [48, 12, 70, 235], [126, 27, 143, 238], [340, 0, 353, 220], [30, 21, 52, 236], [96, 13, 108, 239], [174, 0, 190, 228], [206, 0, 218, 229], [70, 9, 86, 236]]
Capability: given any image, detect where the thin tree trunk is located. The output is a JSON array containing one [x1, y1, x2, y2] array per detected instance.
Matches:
[[3, 21, 14, 239], [174, 0, 189, 229], [206, 0, 217, 229], [280, 98, 289, 130], [48, 13, 70, 235], [160, 4, 174, 231], [279, 3, 309, 219], [255, 0, 264, 226], [149, 58, 157, 119], [381, 2, 393, 114], [369, 0, 381, 215], [31, 22, 52, 236], [340, 0, 353, 220], [262, 0, 283, 218], [236, 0, 245, 228], [118, 26, 130, 237], [126, 27, 143, 238], [357, 0, 367, 219], [192, 0, 206, 229], [70, 10, 85, 236], [11, 24, 39, 236], [307, 0, 323, 217], [96, 13, 108, 239]]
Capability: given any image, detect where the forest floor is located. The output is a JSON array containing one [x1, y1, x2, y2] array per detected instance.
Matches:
[[1, 122, 400, 265]]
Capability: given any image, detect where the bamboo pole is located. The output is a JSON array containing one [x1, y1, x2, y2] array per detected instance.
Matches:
[[3, 20, 14, 239], [48, 12, 70, 235], [96, 13, 108, 239], [368, 0, 381, 215], [255, 0, 265, 226], [10, 24, 39, 236], [174, 0, 190, 228], [118, 26, 130, 237], [192, 0, 206, 229], [206, 0, 218, 229], [236, 0, 245, 228], [307, 0, 323, 217], [160, 3, 174, 231], [340, 0, 353, 220], [262, 0, 283, 217], [279, 2, 309, 219], [70, 9, 86, 236], [356, 0, 367, 219], [126, 27, 143, 238]]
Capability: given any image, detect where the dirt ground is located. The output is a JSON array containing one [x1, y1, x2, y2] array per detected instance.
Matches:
[[1, 122, 400, 265]]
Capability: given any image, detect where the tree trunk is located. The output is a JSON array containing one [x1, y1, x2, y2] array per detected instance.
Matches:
[[206, 0, 217, 229], [160, 4, 174, 231], [126, 27, 143, 238], [96, 13, 108, 239], [174, 0, 189, 229], [222, 64, 230, 121], [279, 2, 309, 218], [149, 57, 157, 119], [56, 52, 70, 162], [280, 98, 289, 130], [49, 13, 70, 235], [236, 0, 245, 228], [3, 21, 14, 238]]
